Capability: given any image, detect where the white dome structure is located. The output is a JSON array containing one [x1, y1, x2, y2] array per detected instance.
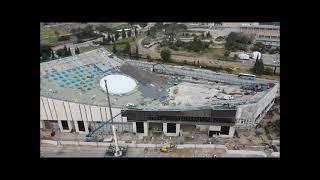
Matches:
[[100, 75, 137, 95], [252, 51, 262, 60]]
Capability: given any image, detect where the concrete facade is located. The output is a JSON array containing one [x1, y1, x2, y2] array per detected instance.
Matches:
[[236, 83, 279, 128], [41, 81, 279, 137], [240, 25, 280, 46]]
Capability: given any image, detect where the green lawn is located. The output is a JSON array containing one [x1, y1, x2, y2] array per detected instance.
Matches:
[[79, 46, 99, 53], [170, 47, 225, 57], [40, 26, 69, 46], [103, 37, 136, 52]]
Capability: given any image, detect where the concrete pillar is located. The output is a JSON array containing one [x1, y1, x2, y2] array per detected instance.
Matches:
[[40, 120, 44, 129], [132, 122, 137, 133], [163, 123, 167, 134], [143, 122, 148, 136], [228, 127, 235, 137]]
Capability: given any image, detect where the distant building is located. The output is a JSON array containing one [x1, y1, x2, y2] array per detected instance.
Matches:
[[240, 25, 280, 46]]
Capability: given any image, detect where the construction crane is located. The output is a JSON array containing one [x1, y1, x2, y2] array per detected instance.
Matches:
[[105, 79, 122, 157], [85, 112, 121, 141], [85, 79, 125, 157]]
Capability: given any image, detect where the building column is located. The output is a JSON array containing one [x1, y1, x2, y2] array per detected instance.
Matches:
[[143, 122, 148, 136], [40, 120, 44, 129], [132, 122, 137, 133], [228, 127, 235, 137]]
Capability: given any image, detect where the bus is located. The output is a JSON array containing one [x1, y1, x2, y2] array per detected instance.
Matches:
[[238, 73, 256, 80]]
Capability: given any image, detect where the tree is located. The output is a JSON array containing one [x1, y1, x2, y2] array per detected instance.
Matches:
[[135, 27, 138, 37], [224, 50, 230, 57], [225, 32, 253, 51], [121, 29, 126, 39], [107, 34, 112, 42], [206, 31, 211, 38], [75, 47, 80, 54], [251, 42, 266, 53], [63, 45, 68, 56], [51, 50, 55, 60], [68, 48, 72, 56], [115, 32, 120, 41], [40, 44, 53, 61], [253, 56, 264, 74], [135, 44, 139, 58], [123, 42, 131, 56], [111, 36, 115, 42], [160, 48, 171, 62], [146, 54, 151, 61], [127, 29, 132, 37], [112, 42, 117, 53]]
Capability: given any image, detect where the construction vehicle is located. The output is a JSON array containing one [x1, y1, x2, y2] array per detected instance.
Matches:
[[160, 143, 177, 153]]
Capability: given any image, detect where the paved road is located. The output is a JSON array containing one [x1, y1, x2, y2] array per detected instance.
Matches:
[[41, 144, 106, 157], [40, 144, 225, 158]]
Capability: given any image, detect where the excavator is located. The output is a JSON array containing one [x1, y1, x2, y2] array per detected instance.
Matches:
[[160, 143, 177, 153]]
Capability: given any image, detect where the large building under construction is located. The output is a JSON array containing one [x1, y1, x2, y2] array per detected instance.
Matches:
[[40, 48, 279, 139]]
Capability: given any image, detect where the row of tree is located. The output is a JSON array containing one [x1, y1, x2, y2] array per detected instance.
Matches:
[[251, 42, 280, 54], [161, 36, 210, 52], [112, 41, 139, 58], [71, 25, 102, 43], [40, 44, 81, 62]]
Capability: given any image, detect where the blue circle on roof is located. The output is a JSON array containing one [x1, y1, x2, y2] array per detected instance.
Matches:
[[59, 84, 64, 87], [66, 82, 70, 85], [88, 72, 92, 74], [87, 88, 91, 90], [54, 78, 58, 80], [43, 76, 49, 79], [62, 71, 66, 74]]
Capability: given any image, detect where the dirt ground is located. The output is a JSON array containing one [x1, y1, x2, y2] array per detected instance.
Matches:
[[126, 147, 225, 157]]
